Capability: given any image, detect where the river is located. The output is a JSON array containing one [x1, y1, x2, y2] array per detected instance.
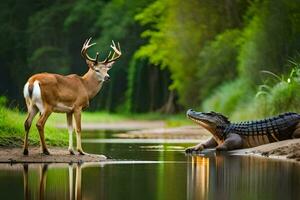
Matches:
[[0, 131, 299, 200]]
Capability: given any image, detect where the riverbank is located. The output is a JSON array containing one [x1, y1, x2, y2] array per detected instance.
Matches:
[[234, 139, 300, 163], [0, 147, 106, 163]]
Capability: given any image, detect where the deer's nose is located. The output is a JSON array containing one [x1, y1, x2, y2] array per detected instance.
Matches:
[[104, 75, 110, 81]]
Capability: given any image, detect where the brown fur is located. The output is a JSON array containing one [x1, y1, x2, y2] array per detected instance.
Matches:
[[23, 39, 121, 156], [23, 68, 111, 155]]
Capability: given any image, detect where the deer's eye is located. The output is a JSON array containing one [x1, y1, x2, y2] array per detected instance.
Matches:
[[94, 69, 100, 73]]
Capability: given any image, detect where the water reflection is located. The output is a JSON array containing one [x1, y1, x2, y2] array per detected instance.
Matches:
[[187, 154, 300, 200], [22, 163, 87, 200], [1, 140, 300, 200], [23, 164, 48, 200], [187, 156, 209, 200]]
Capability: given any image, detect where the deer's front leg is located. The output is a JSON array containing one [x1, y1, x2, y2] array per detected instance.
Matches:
[[74, 109, 86, 155], [67, 113, 75, 155], [185, 137, 218, 153]]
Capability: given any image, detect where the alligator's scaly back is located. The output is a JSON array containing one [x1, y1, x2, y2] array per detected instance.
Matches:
[[186, 110, 300, 152], [224, 112, 300, 144]]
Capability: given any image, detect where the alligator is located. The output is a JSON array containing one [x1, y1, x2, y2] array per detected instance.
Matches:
[[185, 109, 300, 153]]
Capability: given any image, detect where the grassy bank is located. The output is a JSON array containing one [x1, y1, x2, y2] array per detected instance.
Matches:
[[0, 102, 190, 147], [0, 105, 67, 147]]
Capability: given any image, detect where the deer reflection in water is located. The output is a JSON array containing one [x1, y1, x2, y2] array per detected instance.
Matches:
[[22, 163, 85, 200]]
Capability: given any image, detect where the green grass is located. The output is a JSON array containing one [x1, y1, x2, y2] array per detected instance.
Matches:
[[0, 106, 68, 147]]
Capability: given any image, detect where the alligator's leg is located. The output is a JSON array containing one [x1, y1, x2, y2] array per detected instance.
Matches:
[[185, 137, 218, 153], [216, 133, 243, 151], [292, 129, 300, 138]]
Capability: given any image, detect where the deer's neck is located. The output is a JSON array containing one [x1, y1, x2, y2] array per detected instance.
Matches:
[[82, 68, 104, 100]]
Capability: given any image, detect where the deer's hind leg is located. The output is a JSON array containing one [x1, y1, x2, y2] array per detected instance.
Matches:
[[36, 106, 52, 155], [23, 101, 39, 155]]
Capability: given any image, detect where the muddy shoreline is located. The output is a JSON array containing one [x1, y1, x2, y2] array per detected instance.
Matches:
[[0, 147, 106, 163], [232, 138, 300, 163]]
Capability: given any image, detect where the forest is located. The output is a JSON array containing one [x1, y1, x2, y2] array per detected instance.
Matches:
[[1, 0, 300, 119]]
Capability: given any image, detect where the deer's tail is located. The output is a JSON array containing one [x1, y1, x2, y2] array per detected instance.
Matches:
[[23, 82, 34, 99]]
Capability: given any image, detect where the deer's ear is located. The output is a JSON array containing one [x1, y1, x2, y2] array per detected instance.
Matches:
[[104, 61, 115, 69], [86, 60, 95, 69]]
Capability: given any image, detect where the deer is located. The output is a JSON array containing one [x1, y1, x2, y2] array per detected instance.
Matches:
[[23, 37, 121, 155]]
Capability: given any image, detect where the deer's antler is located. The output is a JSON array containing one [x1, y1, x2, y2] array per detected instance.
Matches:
[[100, 40, 122, 64], [81, 37, 99, 63]]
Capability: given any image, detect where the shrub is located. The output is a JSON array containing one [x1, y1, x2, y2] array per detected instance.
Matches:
[[202, 79, 253, 116]]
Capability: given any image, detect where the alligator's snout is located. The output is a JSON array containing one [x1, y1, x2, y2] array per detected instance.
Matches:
[[186, 109, 194, 117]]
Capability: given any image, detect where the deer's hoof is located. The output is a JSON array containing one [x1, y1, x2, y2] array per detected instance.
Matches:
[[69, 148, 75, 155], [43, 149, 50, 155], [77, 149, 87, 155], [23, 149, 29, 156]]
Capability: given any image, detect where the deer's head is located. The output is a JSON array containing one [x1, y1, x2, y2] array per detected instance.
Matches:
[[81, 38, 122, 82]]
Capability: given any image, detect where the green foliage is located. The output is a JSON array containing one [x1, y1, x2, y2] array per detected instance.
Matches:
[[0, 96, 7, 107], [136, 0, 247, 107], [86, 0, 154, 112], [230, 62, 300, 121], [64, 0, 104, 31], [254, 62, 300, 114], [238, 0, 300, 84], [0, 0, 299, 115], [200, 0, 300, 119], [27, 3, 72, 74], [28, 46, 70, 74], [125, 57, 170, 112], [196, 29, 241, 102], [202, 79, 253, 116]]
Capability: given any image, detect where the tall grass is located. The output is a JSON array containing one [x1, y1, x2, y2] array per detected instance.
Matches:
[[252, 62, 300, 114], [202, 61, 300, 121]]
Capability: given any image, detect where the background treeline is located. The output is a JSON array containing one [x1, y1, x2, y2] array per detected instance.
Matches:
[[0, 0, 299, 118]]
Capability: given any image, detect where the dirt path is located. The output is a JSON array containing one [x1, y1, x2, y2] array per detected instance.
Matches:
[[116, 125, 210, 139], [0, 147, 106, 163], [56, 120, 165, 131]]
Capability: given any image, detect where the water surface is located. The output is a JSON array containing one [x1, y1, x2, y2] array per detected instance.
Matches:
[[0, 131, 299, 200]]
